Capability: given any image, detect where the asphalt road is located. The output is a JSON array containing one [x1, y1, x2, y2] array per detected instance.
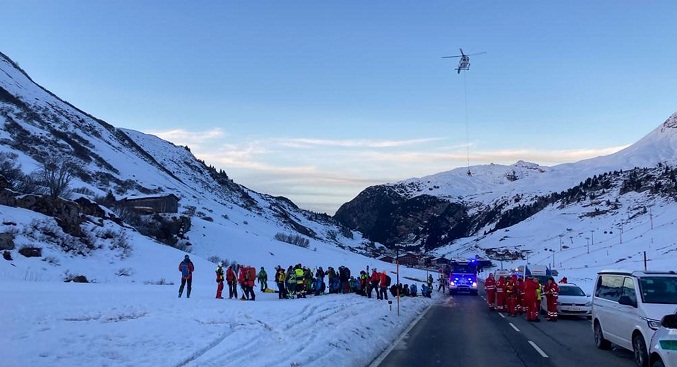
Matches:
[[371, 291, 636, 367]]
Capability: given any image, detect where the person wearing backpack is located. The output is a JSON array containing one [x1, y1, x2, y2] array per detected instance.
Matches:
[[226, 265, 238, 299], [245, 266, 256, 301], [327, 267, 336, 294], [369, 269, 380, 299], [178, 255, 194, 298], [379, 271, 389, 300], [286, 266, 297, 299], [294, 264, 306, 298], [275, 266, 287, 299], [239, 265, 256, 300], [215, 262, 225, 299], [410, 283, 418, 297]]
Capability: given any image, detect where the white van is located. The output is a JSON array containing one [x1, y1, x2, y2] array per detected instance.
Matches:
[[591, 270, 677, 367]]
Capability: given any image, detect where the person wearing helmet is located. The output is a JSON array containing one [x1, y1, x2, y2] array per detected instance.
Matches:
[[215, 262, 225, 299]]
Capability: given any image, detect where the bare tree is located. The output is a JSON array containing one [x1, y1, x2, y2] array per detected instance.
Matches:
[[0, 152, 23, 188], [38, 158, 75, 198]]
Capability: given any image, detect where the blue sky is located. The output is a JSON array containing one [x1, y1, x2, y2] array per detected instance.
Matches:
[[2, 1, 676, 214]]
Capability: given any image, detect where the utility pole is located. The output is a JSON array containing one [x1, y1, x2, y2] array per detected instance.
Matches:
[[590, 229, 595, 247], [422, 237, 428, 284], [585, 237, 590, 254], [559, 234, 563, 251], [650, 207, 654, 230], [396, 245, 400, 316], [546, 249, 555, 269], [620, 222, 623, 244]]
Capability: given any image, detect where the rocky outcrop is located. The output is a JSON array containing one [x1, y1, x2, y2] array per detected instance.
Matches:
[[334, 185, 471, 248], [13, 194, 82, 236], [0, 233, 14, 250]]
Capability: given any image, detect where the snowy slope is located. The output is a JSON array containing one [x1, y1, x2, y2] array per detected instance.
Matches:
[[1, 205, 434, 367], [392, 113, 677, 207]]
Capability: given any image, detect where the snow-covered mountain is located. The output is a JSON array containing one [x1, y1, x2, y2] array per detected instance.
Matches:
[[1, 50, 675, 367], [0, 50, 387, 284], [335, 112, 677, 271]]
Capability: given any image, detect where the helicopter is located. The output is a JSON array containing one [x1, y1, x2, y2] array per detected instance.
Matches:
[[442, 48, 486, 74]]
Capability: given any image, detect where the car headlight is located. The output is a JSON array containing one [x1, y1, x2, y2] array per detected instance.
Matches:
[[472, 282, 477, 287], [647, 318, 661, 330], [585, 301, 592, 307]]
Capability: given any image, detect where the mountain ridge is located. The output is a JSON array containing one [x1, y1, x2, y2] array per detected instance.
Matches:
[[0, 50, 366, 264], [335, 112, 677, 251]]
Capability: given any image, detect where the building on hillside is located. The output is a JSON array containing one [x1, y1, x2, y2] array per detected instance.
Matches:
[[398, 252, 421, 267], [378, 255, 395, 264], [118, 194, 179, 214]]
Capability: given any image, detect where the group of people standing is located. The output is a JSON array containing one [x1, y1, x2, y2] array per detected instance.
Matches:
[[218, 263, 267, 301], [484, 273, 560, 322], [274, 265, 394, 300], [179, 255, 442, 303], [178, 256, 267, 301], [178, 256, 436, 302]]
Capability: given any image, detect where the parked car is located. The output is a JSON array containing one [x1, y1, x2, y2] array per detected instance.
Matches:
[[591, 270, 677, 367], [541, 283, 592, 318], [649, 313, 677, 367]]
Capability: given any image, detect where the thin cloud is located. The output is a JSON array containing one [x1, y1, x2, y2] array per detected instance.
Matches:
[[147, 130, 629, 214], [149, 128, 226, 146], [276, 137, 443, 148]]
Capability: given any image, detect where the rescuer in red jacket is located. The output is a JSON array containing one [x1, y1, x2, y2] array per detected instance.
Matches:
[[370, 269, 380, 299], [379, 271, 389, 300], [544, 277, 559, 321], [495, 275, 506, 312], [484, 273, 496, 310], [517, 276, 526, 314], [505, 275, 518, 317], [524, 276, 540, 322]]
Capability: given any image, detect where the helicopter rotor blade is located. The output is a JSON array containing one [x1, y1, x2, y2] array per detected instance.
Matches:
[[466, 52, 487, 56], [442, 55, 462, 58]]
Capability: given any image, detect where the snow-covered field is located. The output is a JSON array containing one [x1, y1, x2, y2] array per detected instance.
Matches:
[[2, 280, 436, 367], [1, 204, 436, 367]]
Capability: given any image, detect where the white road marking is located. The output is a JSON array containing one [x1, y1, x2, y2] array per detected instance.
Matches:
[[529, 340, 549, 358], [509, 323, 520, 332]]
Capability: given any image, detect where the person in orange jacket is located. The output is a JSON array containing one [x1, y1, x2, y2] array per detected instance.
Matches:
[[495, 275, 506, 312], [517, 276, 526, 314], [238, 266, 256, 301], [379, 271, 389, 300], [524, 276, 540, 322], [505, 275, 518, 317], [544, 277, 559, 321], [484, 273, 496, 310], [369, 269, 380, 299]]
